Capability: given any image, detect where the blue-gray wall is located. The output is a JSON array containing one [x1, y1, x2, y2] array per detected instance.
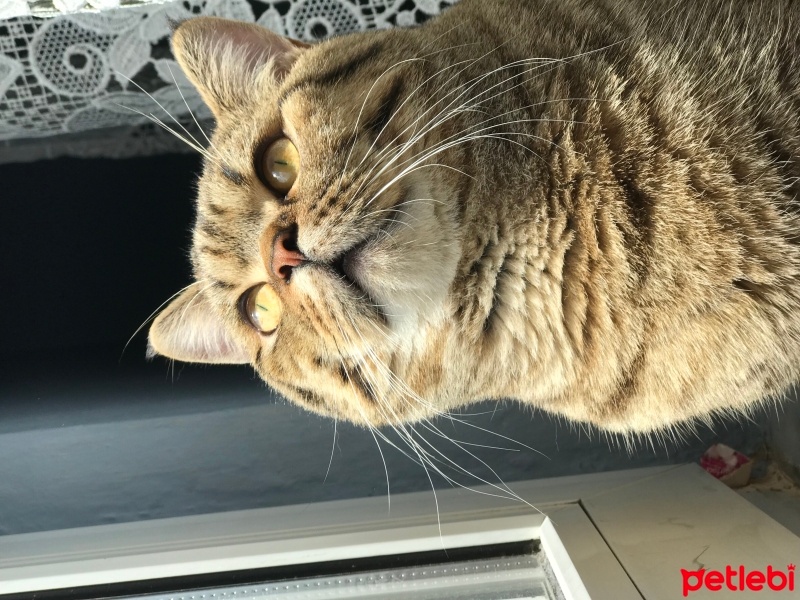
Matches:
[[768, 397, 800, 480], [0, 358, 773, 535]]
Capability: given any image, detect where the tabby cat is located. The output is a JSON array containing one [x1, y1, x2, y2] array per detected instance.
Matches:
[[148, 0, 800, 434]]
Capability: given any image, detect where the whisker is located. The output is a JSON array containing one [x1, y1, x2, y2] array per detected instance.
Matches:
[[120, 279, 209, 362], [347, 38, 499, 184], [356, 38, 622, 196], [368, 426, 392, 512], [322, 418, 338, 484], [410, 423, 542, 512], [113, 103, 217, 164], [114, 72, 217, 164], [351, 57, 562, 200], [164, 62, 214, 150], [338, 57, 428, 195]]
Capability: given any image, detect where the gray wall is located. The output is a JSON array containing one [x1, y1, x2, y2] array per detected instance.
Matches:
[[0, 360, 772, 535], [768, 394, 800, 480]]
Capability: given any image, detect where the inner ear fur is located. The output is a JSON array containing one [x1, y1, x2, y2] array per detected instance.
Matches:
[[148, 281, 250, 365], [171, 17, 309, 117]]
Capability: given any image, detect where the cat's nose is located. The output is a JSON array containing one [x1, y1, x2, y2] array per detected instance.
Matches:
[[271, 227, 307, 281]]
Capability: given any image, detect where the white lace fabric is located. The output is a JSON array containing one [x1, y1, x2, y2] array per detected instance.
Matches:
[[0, 0, 456, 161]]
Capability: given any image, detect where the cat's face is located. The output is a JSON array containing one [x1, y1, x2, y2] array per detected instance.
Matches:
[[149, 18, 463, 426]]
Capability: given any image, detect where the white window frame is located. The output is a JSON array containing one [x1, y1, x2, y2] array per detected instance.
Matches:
[[2, 464, 799, 599]]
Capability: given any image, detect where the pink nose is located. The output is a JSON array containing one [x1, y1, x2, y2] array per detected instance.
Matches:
[[271, 229, 306, 281]]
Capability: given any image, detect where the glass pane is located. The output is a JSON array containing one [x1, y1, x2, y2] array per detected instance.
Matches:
[[125, 554, 560, 600]]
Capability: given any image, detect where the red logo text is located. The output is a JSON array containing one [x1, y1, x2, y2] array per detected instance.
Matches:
[[681, 565, 795, 596]]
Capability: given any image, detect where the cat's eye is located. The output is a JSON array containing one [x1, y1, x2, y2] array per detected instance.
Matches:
[[240, 283, 283, 334], [260, 138, 300, 195]]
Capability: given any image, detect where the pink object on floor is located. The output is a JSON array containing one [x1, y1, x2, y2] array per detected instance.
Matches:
[[700, 443, 752, 488]]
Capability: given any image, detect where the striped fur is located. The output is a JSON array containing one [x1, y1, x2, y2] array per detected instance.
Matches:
[[150, 0, 800, 434]]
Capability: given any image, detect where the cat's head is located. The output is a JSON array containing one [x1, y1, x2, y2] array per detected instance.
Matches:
[[148, 17, 465, 426]]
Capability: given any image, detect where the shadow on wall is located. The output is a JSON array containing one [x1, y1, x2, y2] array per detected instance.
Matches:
[[768, 390, 800, 482]]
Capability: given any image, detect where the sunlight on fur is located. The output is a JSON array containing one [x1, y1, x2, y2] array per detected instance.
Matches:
[[146, 0, 800, 452]]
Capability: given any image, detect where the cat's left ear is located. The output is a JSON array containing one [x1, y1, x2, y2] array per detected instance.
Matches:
[[171, 17, 309, 118], [147, 281, 251, 365]]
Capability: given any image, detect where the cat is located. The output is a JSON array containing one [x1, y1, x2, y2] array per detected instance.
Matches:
[[148, 0, 800, 435]]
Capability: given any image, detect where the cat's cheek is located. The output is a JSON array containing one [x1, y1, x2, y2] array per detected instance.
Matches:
[[235, 324, 278, 372], [254, 329, 279, 357]]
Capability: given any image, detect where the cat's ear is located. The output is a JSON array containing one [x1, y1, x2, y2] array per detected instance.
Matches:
[[171, 17, 309, 117], [148, 282, 250, 365]]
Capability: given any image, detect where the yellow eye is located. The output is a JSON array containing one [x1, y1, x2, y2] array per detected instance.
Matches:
[[241, 283, 282, 334], [261, 138, 300, 194]]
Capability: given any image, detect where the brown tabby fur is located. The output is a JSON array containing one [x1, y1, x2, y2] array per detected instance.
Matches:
[[149, 0, 800, 434]]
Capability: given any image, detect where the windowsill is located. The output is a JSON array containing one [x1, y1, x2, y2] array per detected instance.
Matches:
[[2, 464, 799, 599]]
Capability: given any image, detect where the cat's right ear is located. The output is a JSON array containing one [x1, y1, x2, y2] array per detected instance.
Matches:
[[147, 282, 250, 365], [171, 17, 309, 118]]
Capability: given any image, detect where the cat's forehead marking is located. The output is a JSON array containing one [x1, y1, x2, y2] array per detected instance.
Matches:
[[278, 39, 384, 109]]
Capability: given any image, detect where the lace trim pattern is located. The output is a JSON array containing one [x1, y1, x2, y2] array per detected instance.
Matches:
[[0, 0, 455, 160]]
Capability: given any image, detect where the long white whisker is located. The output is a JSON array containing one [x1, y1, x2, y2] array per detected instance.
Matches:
[[368, 427, 391, 513], [356, 40, 621, 198], [165, 62, 214, 149], [348, 37, 513, 183], [120, 279, 209, 361], [351, 57, 561, 200], [322, 418, 338, 484], [114, 72, 215, 163], [338, 57, 428, 194], [114, 103, 217, 164]]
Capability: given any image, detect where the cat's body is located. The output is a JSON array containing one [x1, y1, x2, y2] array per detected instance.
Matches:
[[150, 0, 800, 433]]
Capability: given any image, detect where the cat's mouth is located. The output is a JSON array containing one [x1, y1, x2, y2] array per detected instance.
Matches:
[[328, 241, 385, 318], [331, 249, 358, 285], [274, 222, 374, 296], [324, 207, 405, 321], [284, 200, 409, 327], [335, 206, 401, 281]]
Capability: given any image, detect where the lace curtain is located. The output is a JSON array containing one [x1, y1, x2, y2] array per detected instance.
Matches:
[[0, 0, 456, 161]]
